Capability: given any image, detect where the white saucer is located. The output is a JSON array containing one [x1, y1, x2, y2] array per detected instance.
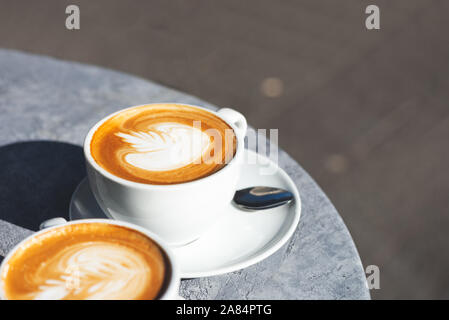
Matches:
[[70, 149, 301, 279]]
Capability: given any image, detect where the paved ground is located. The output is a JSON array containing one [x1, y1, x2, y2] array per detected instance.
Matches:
[[0, 0, 448, 299]]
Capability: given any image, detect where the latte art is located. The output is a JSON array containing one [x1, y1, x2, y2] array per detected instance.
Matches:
[[90, 104, 236, 185], [32, 242, 151, 300], [1, 223, 166, 300], [115, 122, 211, 172]]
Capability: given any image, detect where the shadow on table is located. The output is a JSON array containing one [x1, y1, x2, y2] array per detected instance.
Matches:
[[0, 141, 85, 231]]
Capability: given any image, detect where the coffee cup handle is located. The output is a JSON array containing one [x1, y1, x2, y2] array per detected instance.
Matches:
[[39, 217, 68, 230], [217, 108, 247, 139]]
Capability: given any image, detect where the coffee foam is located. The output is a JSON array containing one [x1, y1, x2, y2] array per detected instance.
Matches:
[[90, 104, 236, 185], [116, 122, 211, 172], [1, 223, 166, 300]]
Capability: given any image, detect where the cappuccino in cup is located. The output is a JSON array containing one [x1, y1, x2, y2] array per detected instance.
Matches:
[[90, 104, 236, 185], [84, 104, 247, 245], [0, 221, 177, 300]]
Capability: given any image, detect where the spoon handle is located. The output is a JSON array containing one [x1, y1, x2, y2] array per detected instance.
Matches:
[[233, 186, 294, 210]]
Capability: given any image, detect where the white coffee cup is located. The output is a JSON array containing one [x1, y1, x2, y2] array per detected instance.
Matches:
[[0, 219, 180, 300], [84, 104, 247, 246]]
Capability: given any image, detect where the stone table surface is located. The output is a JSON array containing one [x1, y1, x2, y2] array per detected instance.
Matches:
[[0, 49, 369, 300]]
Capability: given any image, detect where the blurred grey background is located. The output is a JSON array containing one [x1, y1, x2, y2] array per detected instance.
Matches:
[[0, 0, 448, 299]]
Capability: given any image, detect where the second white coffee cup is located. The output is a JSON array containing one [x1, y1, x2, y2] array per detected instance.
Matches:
[[84, 103, 247, 246], [0, 218, 180, 300]]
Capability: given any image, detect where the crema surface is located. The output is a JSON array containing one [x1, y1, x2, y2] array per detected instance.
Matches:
[[90, 104, 236, 184], [1, 223, 166, 300]]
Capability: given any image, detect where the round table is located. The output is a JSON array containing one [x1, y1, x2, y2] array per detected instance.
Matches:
[[0, 49, 369, 300]]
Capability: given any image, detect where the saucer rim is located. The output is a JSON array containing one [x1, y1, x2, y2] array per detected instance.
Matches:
[[178, 149, 301, 278]]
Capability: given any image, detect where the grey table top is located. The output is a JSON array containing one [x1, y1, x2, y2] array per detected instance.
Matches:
[[0, 49, 369, 300]]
